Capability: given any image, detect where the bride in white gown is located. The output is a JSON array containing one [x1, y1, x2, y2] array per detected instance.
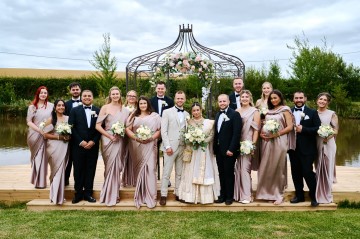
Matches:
[[178, 102, 220, 204]]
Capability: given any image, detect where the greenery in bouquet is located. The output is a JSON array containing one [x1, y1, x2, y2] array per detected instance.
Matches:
[[55, 122, 72, 135], [135, 124, 153, 140], [240, 140, 256, 155], [263, 119, 280, 134], [318, 124, 335, 139], [110, 121, 125, 137]]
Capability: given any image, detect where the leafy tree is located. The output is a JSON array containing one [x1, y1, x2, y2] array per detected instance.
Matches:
[[287, 34, 346, 99], [90, 33, 118, 96]]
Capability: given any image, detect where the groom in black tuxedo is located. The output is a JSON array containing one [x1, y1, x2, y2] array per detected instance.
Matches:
[[288, 91, 321, 207], [68, 90, 101, 204], [213, 94, 242, 205], [64, 82, 82, 186]]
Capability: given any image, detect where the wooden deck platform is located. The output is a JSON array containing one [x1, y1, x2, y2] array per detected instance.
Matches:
[[1, 158, 359, 211]]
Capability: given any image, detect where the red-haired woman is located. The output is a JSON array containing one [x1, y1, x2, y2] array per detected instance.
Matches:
[[26, 86, 53, 188]]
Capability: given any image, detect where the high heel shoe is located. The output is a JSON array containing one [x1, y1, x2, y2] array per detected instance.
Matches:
[[273, 197, 284, 205]]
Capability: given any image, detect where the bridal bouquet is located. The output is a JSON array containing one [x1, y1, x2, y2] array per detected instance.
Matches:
[[240, 140, 256, 155], [111, 121, 125, 137], [318, 124, 335, 142], [263, 119, 280, 134], [55, 122, 72, 135], [184, 125, 207, 151], [136, 124, 153, 140]]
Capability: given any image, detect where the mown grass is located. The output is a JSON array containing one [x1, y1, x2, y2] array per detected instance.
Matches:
[[1, 205, 360, 238]]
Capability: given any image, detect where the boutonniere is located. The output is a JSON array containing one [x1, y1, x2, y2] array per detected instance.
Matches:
[[259, 107, 268, 116], [223, 115, 230, 122], [78, 102, 83, 106], [91, 111, 98, 117], [162, 101, 168, 107], [186, 115, 190, 121], [300, 112, 305, 119]]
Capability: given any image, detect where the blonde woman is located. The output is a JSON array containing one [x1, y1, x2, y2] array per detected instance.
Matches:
[[124, 90, 138, 113], [255, 82, 273, 109], [234, 90, 260, 204], [96, 86, 130, 206]]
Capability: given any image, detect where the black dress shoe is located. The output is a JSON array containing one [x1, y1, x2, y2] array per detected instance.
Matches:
[[290, 197, 305, 203], [168, 181, 172, 187], [225, 200, 233, 205], [84, 196, 96, 203], [175, 196, 180, 201], [215, 197, 225, 203], [72, 197, 82, 204], [311, 200, 319, 207]]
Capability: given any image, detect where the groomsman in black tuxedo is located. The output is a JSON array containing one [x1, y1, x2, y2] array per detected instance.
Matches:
[[213, 94, 242, 205], [150, 81, 174, 116], [64, 82, 82, 186], [150, 81, 174, 181], [288, 91, 321, 207], [229, 77, 244, 110], [69, 90, 101, 204]]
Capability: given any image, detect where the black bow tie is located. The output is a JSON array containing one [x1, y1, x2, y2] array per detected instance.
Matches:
[[176, 107, 184, 112], [84, 106, 91, 110], [157, 97, 164, 100], [294, 108, 302, 111], [220, 110, 226, 114], [72, 99, 80, 103], [235, 94, 240, 97]]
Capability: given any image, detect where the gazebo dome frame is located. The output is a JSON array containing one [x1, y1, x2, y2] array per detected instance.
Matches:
[[126, 24, 245, 115]]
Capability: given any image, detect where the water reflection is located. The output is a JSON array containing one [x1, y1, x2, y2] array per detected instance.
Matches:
[[0, 115, 359, 167]]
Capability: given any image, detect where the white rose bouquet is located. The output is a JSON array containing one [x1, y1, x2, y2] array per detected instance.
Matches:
[[136, 124, 153, 140], [184, 125, 207, 151], [263, 119, 280, 135], [111, 121, 125, 137], [240, 140, 256, 155], [55, 122, 72, 135], [259, 107, 268, 116], [38, 120, 46, 131], [318, 124, 335, 144]]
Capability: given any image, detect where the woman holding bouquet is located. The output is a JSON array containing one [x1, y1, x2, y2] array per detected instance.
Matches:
[[95, 86, 130, 206], [234, 90, 260, 204], [43, 99, 70, 204], [256, 90, 295, 205], [26, 86, 54, 189], [125, 96, 161, 209], [315, 92, 338, 204], [253, 82, 273, 171], [178, 102, 220, 204], [122, 90, 138, 187]]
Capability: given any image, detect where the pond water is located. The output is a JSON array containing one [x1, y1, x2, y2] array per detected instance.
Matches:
[[0, 115, 359, 167]]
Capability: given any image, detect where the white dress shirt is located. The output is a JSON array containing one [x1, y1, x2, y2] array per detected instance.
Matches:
[[293, 106, 304, 125]]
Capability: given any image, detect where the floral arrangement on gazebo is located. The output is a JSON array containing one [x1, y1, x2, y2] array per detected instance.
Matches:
[[151, 52, 217, 108]]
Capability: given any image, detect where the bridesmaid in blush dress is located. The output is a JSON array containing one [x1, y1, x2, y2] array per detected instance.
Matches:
[[254, 82, 273, 171], [43, 99, 70, 205], [26, 86, 54, 189], [256, 90, 295, 205], [234, 90, 260, 204], [122, 90, 138, 187], [315, 92, 338, 204], [126, 96, 161, 209], [96, 86, 130, 206]]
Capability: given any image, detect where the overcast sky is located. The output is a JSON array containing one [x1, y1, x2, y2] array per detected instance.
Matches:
[[1, 0, 359, 76]]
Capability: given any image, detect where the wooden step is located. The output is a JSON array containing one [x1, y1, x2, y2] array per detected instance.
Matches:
[[26, 199, 337, 212]]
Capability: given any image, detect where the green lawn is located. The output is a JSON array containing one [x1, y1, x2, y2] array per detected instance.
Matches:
[[1, 203, 360, 238]]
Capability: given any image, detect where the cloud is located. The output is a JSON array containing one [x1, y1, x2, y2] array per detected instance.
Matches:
[[0, 0, 359, 75]]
